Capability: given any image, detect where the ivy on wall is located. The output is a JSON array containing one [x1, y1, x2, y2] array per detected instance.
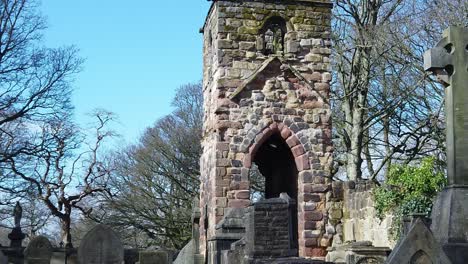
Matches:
[[373, 157, 446, 238]]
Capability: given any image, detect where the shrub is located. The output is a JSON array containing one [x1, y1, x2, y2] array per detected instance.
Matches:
[[373, 157, 446, 238]]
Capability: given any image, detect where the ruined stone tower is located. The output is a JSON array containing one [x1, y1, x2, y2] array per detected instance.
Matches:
[[199, 0, 333, 261]]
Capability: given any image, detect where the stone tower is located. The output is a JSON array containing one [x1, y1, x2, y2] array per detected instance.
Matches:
[[200, 0, 333, 261]]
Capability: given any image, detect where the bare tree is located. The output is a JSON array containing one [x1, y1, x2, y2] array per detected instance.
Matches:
[[0, 0, 82, 174], [2, 111, 116, 248], [99, 83, 203, 250], [331, 0, 463, 181]]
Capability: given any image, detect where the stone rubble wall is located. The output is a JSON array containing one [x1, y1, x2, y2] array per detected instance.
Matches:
[[200, 0, 333, 259], [328, 181, 395, 249]]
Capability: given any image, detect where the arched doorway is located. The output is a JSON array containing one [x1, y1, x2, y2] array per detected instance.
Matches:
[[249, 132, 299, 251]]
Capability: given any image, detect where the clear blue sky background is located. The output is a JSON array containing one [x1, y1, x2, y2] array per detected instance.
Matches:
[[41, 1, 211, 144]]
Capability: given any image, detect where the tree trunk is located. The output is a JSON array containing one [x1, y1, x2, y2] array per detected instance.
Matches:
[[60, 208, 73, 248]]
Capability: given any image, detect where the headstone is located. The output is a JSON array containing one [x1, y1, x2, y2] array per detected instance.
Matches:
[[424, 26, 468, 264], [139, 250, 169, 264], [386, 218, 450, 264], [0, 251, 7, 264], [78, 224, 124, 264], [24, 236, 53, 264]]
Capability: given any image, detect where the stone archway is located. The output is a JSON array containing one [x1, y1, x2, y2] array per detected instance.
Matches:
[[242, 122, 310, 255]]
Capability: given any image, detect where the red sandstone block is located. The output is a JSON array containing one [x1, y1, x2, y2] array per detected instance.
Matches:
[[305, 247, 327, 258], [305, 211, 323, 221], [295, 154, 310, 171], [286, 135, 300, 148], [239, 181, 249, 190], [302, 184, 312, 193], [305, 238, 318, 247], [262, 128, 274, 139], [269, 122, 278, 131], [228, 199, 250, 208], [304, 194, 321, 202], [216, 142, 230, 151], [216, 167, 227, 178], [236, 190, 250, 199], [243, 155, 252, 168], [303, 202, 317, 211], [304, 221, 317, 230], [314, 83, 330, 91], [281, 127, 291, 139], [300, 171, 314, 183], [310, 72, 322, 82], [291, 145, 305, 157], [249, 143, 260, 156]]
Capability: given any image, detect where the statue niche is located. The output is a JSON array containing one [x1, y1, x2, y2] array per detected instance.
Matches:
[[261, 17, 286, 55]]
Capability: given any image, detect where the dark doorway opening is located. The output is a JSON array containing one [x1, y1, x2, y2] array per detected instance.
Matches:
[[250, 133, 299, 251]]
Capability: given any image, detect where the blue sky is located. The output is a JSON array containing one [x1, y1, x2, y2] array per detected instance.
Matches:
[[41, 1, 211, 144]]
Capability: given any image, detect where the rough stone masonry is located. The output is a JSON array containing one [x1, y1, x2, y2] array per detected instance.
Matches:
[[199, 0, 334, 260]]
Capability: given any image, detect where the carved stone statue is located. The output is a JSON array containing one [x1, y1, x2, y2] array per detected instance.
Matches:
[[13, 201, 22, 228], [263, 25, 284, 55], [264, 28, 274, 54]]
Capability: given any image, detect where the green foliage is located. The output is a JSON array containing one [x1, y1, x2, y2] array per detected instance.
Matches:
[[373, 157, 446, 238]]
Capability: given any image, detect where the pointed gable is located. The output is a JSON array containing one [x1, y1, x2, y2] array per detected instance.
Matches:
[[229, 57, 314, 100]]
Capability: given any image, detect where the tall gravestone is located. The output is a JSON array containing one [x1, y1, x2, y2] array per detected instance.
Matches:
[[24, 236, 53, 264], [78, 224, 124, 264], [388, 26, 468, 264], [424, 26, 468, 264]]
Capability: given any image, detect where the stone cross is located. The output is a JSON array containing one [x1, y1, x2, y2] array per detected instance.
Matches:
[[424, 26, 468, 186]]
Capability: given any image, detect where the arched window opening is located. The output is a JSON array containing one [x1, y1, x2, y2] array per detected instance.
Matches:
[[250, 132, 299, 251], [260, 16, 287, 55]]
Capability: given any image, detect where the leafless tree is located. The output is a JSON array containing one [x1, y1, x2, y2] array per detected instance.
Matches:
[[99, 83, 203, 250], [0, 0, 82, 178], [2, 111, 116, 248], [331, 0, 464, 181]]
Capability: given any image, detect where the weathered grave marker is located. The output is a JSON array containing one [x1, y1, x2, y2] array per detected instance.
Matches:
[[24, 236, 53, 264], [424, 26, 468, 186], [139, 250, 169, 264], [424, 27, 468, 264], [388, 26, 468, 264], [78, 224, 124, 264]]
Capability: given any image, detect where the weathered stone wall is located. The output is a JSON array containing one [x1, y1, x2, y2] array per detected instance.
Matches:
[[200, 0, 333, 260], [340, 182, 395, 248]]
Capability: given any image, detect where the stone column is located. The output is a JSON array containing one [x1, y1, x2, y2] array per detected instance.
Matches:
[[424, 26, 468, 264]]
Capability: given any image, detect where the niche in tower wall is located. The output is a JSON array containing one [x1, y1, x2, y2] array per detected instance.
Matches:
[[261, 16, 286, 55]]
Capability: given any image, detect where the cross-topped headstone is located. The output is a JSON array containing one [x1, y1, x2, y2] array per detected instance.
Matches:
[[424, 26, 468, 186]]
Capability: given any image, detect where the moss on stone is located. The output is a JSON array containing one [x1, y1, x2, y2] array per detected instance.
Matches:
[[237, 26, 258, 35]]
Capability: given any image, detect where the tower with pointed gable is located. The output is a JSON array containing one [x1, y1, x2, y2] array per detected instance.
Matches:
[[200, 0, 334, 261]]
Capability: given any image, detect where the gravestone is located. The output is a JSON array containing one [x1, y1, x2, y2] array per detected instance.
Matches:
[[78, 224, 124, 264], [24, 236, 53, 264], [0, 250, 7, 264], [388, 26, 468, 264], [139, 250, 169, 264], [424, 26, 468, 264]]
